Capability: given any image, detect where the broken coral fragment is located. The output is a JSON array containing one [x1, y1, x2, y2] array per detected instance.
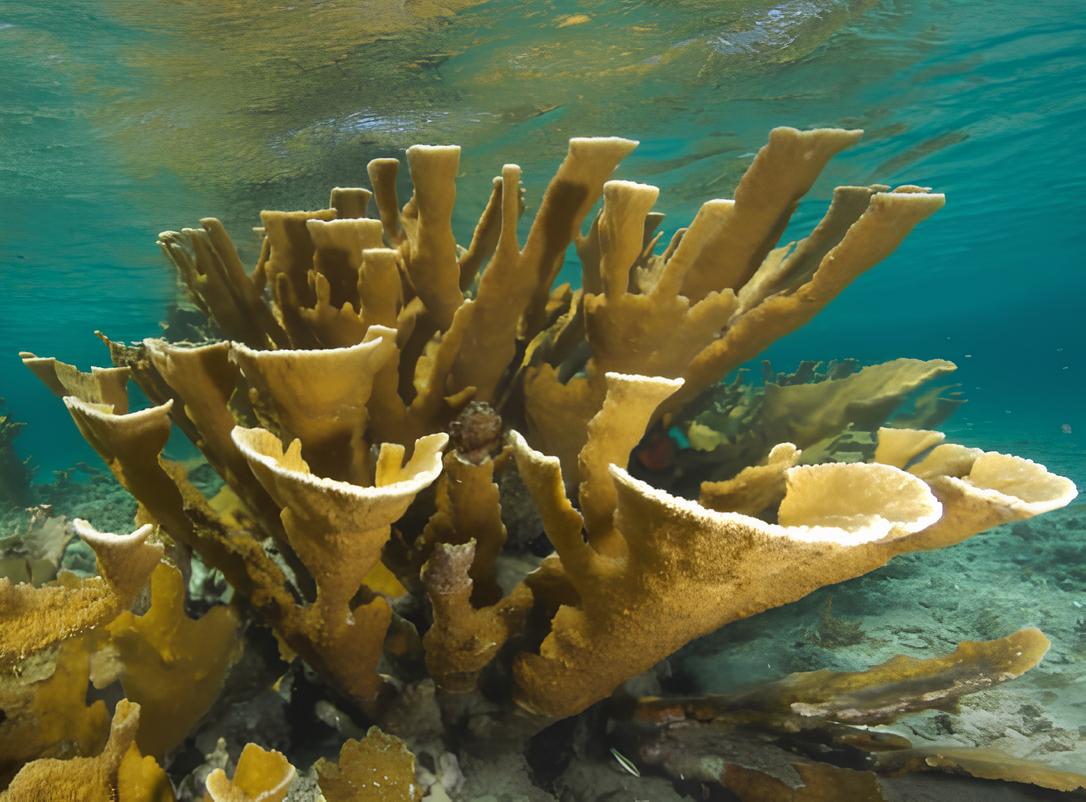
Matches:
[[723, 761, 886, 802], [626, 702, 897, 801], [635, 712, 1086, 800], [628, 629, 1074, 799], [874, 746, 1086, 793]]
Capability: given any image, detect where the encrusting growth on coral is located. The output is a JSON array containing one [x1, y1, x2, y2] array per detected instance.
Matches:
[[2, 125, 1079, 796], [422, 537, 532, 693]]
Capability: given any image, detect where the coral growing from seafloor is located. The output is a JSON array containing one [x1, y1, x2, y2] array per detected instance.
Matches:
[[0, 399, 32, 510], [1, 127, 1079, 798], [665, 356, 965, 491]]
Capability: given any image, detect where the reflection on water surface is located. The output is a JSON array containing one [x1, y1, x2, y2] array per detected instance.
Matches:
[[0, 0, 1083, 477]]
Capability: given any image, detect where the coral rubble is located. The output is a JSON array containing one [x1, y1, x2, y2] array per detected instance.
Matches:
[[1, 127, 1079, 797]]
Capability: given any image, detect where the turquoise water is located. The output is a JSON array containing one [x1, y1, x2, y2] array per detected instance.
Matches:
[[2, 0, 1086, 790], [1, 0, 1083, 485]]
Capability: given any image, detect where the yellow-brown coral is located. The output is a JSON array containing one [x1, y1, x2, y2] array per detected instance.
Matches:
[[232, 426, 447, 705], [101, 563, 241, 758], [728, 627, 1051, 723], [316, 727, 422, 802], [204, 743, 294, 802], [17, 126, 1076, 735], [0, 637, 110, 782], [0, 699, 140, 802], [0, 520, 162, 665]]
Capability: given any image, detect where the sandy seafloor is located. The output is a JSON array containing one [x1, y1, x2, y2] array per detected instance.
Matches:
[[675, 418, 1086, 776]]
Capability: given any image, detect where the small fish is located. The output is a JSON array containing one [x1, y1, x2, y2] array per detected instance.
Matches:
[[1061, 423, 1073, 434], [610, 747, 640, 777]]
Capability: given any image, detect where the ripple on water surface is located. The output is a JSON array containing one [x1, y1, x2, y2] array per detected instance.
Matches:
[[0, 0, 1082, 472]]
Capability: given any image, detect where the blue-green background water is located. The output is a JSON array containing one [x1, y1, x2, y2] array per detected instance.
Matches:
[[2, 0, 1086, 782], [0, 0, 1083, 486]]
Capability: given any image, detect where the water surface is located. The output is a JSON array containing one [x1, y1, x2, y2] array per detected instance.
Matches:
[[0, 0, 1082, 482]]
